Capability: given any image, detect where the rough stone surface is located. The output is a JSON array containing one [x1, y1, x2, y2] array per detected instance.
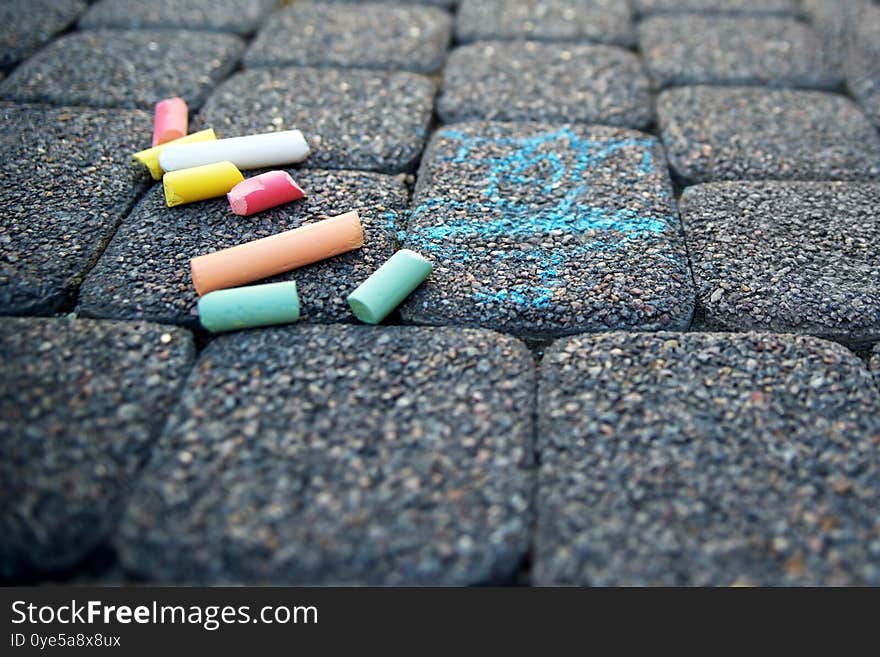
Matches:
[[0, 103, 152, 315], [401, 121, 694, 339], [196, 67, 434, 173], [456, 0, 634, 47], [245, 2, 452, 74], [682, 181, 880, 347], [846, 2, 880, 129], [438, 41, 652, 128], [115, 326, 535, 585], [0, 29, 244, 109], [657, 86, 880, 184], [802, 0, 865, 74], [0, 317, 194, 578], [639, 16, 840, 90], [79, 0, 276, 35], [79, 169, 408, 328], [536, 332, 880, 586], [633, 0, 800, 16], [0, 0, 86, 71], [870, 344, 880, 382]]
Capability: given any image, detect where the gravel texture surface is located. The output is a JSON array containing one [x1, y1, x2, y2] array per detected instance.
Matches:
[[196, 67, 434, 173], [657, 86, 880, 184], [802, 0, 864, 74], [438, 41, 652, 128], [115, 326, 534, 585], [639, 15, 840, 90], [870, 345, 880, 382], [400, 121, 694, 339], [79, 0, 276, 35], [455, 0, 634, 47], [79, 169, 407, 328], [633, 0, 800, 16], [536, 331, 880, 586], [245, 2, 452, 73], [0, 317, 194, 578], [682, 181, 880, 347], [314, 0, 456, 6], [846, 2, 880, 129], [0, 103, 151, 315], [0, 0, 86, 71], [0, 29, 243, 110]]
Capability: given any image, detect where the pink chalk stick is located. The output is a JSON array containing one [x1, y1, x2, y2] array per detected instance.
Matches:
[[227, 171, 306, 216], [152, 97, 188, 147]]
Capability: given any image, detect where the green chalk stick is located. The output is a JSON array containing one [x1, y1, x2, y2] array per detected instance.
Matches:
[[198, 281, 300, 333], [347, 249, 433, 324]]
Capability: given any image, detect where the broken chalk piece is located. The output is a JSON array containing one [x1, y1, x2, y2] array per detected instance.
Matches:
[[152, 97, 188, 147], [163, 161, 244, 207], [133, 128, 217, 180], [198, 281, 300, 333], [347, 249, 433, 324], [228, 170, 306, 216], [159, 129, 310, 172], [191, 210, 363, 295]]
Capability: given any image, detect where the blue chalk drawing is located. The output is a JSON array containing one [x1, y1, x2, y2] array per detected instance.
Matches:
[[408, 127, 676, 309]]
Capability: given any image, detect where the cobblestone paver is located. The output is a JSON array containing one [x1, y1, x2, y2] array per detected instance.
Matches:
[[115, 326, 534, 585], [682, 181, 880, 347], [79, 0, 276, 36], [658, 86, 880, 184], [401, 121, 694, 339], [79, 169, 407, 327], [438, 41, 652, 128], [0, 103, 151, 315], [456, 0, 634, 47], [196, 67, 434, 173], [846, 2, 880, 129], [536, 332, 880, 586], [0, 30, 244, 109], [633, 0, 800, 16], [639, 16, 839, 90], [245, 2, 452, 73], [0, 318, 194, 578], [0, 0, 85, 71]]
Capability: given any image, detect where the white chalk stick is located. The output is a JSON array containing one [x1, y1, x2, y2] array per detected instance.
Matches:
[[158, 129, 310, 171]]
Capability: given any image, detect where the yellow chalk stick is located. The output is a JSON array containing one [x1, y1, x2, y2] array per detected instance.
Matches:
[[133, 128, 217, 180], [163, 161, 244, 207]]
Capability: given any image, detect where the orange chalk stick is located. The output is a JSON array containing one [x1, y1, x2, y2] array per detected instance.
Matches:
[[152, 97, 188, 146], [190, 210, 363, 295]]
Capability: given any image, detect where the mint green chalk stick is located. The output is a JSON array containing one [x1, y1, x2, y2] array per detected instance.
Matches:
[[198, 281, 300, 333], [348, 249, 433, 324]]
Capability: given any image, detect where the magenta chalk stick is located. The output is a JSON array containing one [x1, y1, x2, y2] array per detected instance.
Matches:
[[152, 97, 188, 147], [227, 171, 306, 216]]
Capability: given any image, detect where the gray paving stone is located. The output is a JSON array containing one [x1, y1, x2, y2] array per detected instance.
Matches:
[[438, 41, 653, 128], [0, 103, 151, 316], [455, 0, 634, 48], [0, 317, 194, 578], [633, 0, 800, 16], [315, 0, 456, 6], [245, 2, 452, 74], [400, 121, 694, 339], [79, 0, 276, 36], [79, 169, 407, 328], [870, 345, 880, 382], [196, 67, 434, 173], [536, 332, 880, 586], [846, 2, 880, 129], [0, 0, 86, 71], [682, 181, 880, 347], [657, 86, 880, 185], [639, 16, 840, 90], [0, 29, 244, 109], [802, 0, 865, 74], [115, 326, 534, 585]]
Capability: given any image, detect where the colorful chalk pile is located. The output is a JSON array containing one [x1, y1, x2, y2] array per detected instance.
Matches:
[[131, 96, 433, 333]]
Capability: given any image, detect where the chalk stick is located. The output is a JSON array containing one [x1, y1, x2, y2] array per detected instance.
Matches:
[[198, 281, 300, 333], [228, 170, 306, 216], [348, 249, 433, 324], [163, 161, 244, 207], [152, 97, 188, 147], [133, 128, 217, 180], [159, 129, 310, 172], [191, 210, 363, 295]]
